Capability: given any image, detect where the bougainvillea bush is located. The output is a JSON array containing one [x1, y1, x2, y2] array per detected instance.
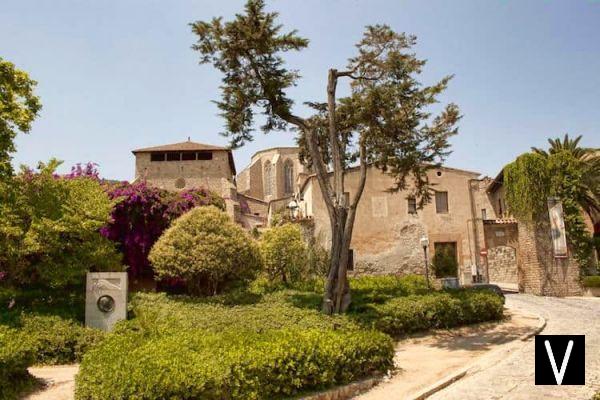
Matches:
[[100, 181, 225, 280]]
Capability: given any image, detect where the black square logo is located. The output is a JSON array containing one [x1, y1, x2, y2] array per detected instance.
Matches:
[[535, 335, 585, 385]]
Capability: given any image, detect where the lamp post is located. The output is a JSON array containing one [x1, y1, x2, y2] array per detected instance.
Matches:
[[420, 236, 430, 289]]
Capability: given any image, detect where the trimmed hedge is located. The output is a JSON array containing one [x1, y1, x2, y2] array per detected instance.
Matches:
[[76, 328, 393, 400], [582, 275, 600, 288], [74, 276, 504, 399], [350, 275, 429, 309], [77, 293, 393, 399], [0, 286, 104, 365], [18, 315, 104, 365], [355, 289, 504, 336], [127, 292, 358, 334], [0, 326, 36, 399]]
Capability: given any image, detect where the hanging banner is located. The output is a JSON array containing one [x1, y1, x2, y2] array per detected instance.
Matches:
[[547, 198, 568, 258]]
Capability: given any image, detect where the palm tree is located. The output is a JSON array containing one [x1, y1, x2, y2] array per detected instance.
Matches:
[[532, 134, 600, 221]]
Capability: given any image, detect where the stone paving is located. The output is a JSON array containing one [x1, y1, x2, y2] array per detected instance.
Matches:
[[429, 294, 600, 400]]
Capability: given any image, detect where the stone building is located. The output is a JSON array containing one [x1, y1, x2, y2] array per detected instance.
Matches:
[[236, 147, 308, 222], [132, 140, 236, 193], [296, 165, 484, 284], [132, 140, 596, 296], [132, 140, 239, 217], [479, 171, 597, 296]]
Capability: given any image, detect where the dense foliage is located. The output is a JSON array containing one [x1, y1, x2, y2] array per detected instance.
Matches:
[[431, 245, 459, 278], [149, 206, 261, 295], [259, 223, 307, 283], [101, 181, 224, 279], [504, 149, 597, 272], [358, 290, 504, 336], [0, 325, 36, 400], [0, 160, 121, 288], [0, 57, 42, 180], [582, 275, 600, 288], [0, 286, 104, 366], [75, 275, 504, 400], [0, 285, 103, 399], [76, 327, 392, 400], [76, 291, 393, 400]]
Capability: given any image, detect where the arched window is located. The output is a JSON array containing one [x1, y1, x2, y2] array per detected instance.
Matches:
[[264, 161, 273, 196], [284, 160, 294, 195]]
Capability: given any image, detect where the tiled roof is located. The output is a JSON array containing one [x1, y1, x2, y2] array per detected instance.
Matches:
[[132, 141, 230, 153]]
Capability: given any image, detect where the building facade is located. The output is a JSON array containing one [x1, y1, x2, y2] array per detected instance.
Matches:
[[133, 140, 596, 296]]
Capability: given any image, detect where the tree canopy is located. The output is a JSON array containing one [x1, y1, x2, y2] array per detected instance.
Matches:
[[0, 58, 42, 180], [191, 0, 460, 313]]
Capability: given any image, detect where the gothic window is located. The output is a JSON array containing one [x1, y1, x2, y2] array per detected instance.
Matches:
[[283, 160, 294, 195], [264, 161, 273, 196]]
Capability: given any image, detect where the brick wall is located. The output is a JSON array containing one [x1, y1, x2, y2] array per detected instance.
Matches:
[[517, 219, 582, 296]]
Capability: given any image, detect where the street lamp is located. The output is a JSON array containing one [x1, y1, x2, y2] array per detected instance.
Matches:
[[420, 236, 430, 289]]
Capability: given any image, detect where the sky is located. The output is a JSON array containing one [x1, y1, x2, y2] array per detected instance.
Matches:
[[2, 0, 600, 181]]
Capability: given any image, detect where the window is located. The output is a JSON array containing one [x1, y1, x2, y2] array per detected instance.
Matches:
[[166, 152, 181, 161], [435, 191, 449, 213], [182, 152, 196, 161], [498, 198, 504, 217], [407, 197, 417, 214], [197, 151, 213, 160], [264, 161, 273, 196], [150, 152, 165, 162], [481, 208, 487, 220], [283, 160, 294, 194]]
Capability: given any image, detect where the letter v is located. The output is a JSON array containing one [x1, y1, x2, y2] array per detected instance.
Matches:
[[544, 340, 574, 385]]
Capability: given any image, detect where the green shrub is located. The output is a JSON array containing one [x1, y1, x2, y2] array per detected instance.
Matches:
[[127, 292, 357, 334], [0, 160, 121, 288], [0, 285, 86, 322], [76, 327, 393, 400], [356, 289, 504, 336], [582, 275, 600, 288], [76, 291, 394, 400], [0, 325, 36, 399], [149, 206, 261, 295], [350, 274, 430, 310], [18, 314, 104, 365], [260, 223, 307, 283]]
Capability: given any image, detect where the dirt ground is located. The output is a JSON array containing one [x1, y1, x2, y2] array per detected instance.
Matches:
[[25, 365, 79, 400]]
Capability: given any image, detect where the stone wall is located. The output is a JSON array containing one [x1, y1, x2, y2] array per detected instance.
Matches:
[[236, 147, 307, 203], [301, 166, 481, 283], [487, 246, 518, 285], [517, 219, 582, 296], [483, 223, 519, 287], [135, 151, 234, 195]]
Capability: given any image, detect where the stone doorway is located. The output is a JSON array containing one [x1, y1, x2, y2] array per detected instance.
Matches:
[[483, 221, 519, 291]]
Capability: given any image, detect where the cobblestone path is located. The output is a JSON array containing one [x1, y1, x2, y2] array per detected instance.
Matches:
[[429, 294, 600, 400]]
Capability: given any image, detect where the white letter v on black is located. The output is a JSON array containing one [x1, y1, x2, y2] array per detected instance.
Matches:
[[545, 340, 574, 385]]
